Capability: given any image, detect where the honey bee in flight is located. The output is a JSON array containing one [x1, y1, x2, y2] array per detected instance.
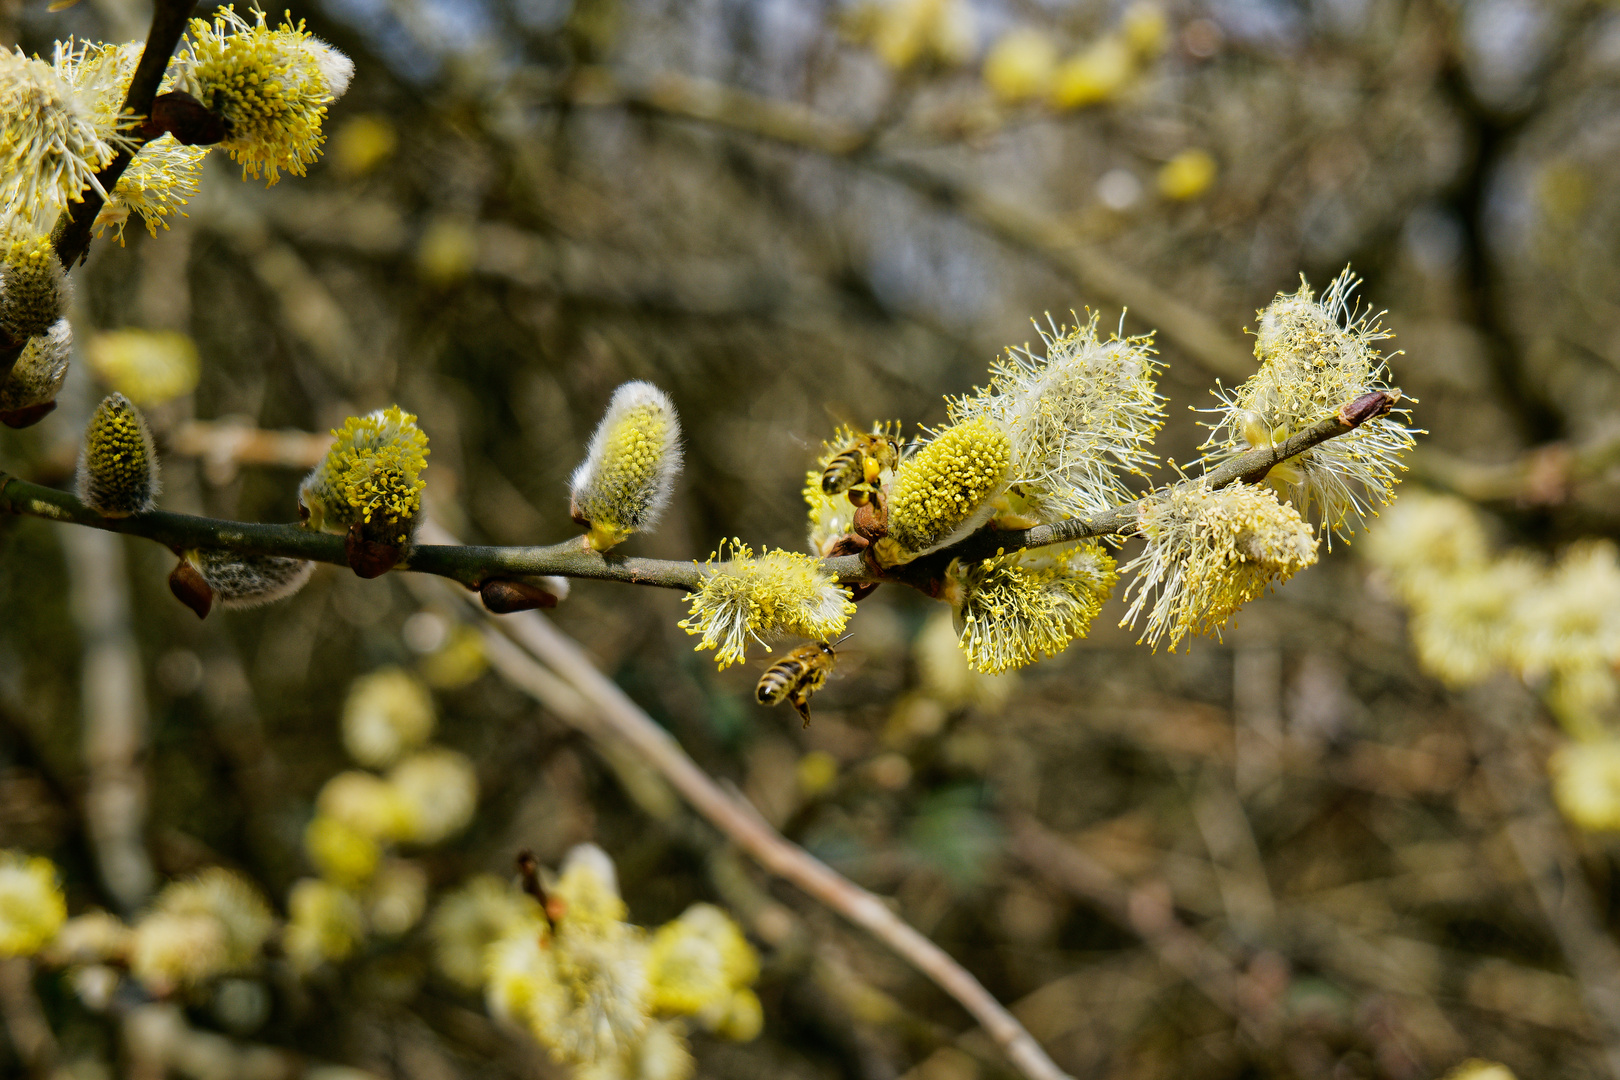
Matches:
[[756, 636, 848, 727], [820, 425, 900, 503]]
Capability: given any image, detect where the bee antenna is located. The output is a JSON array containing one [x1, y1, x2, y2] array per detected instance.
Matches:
[[830, 632, 854, 648]]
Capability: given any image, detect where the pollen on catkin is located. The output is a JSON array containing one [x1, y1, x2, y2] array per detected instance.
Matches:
[[1200, 268, 1416, 545], [76, 392, 161, 517], [1121, 482, 1318, 651], [887, 415, 1012, 558], [0, 851, 66, 958], [0, 46, 126, 212], [949, 314, 1162, 523], [182, 550, 315, 610], [678, 540, 856, 669], [299, 406, 429, 545], [947, 541, 1118, 674], [342, 666, 436, 768], [52, 39, 211, 241], [569, 381, 683, 551], [0, 318, 71, 414], [0, 232, 67, 343], [176, 7, 353, 183]]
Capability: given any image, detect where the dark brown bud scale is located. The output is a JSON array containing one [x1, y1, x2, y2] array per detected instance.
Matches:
[[345, 524, 402, 579], [0, 401, 56, 429], [139, 91, 228, 145], [1338, 390, 1396, 428], [852, 493, 888, 543], [480, 578, 560, 614], [168, 559, 214, 620]]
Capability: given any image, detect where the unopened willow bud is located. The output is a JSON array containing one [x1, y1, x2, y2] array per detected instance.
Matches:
[[0, 317, 71, 428], [887, 415, 1012, 558], [170, 549, 315, 619], [76, 392, 160, 517], [569, 381, 683, 551], [0, 234, 66, 343]]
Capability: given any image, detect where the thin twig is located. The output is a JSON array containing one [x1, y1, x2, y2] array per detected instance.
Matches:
[[1465, 678, 1620, 1079], [553, 68, 1256, 381], [450, 556, 1075, 1080], [0, 392, 1391, 595]]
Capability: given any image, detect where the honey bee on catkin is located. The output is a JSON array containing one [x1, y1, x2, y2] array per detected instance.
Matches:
[[820, 427, 900, 504], [755, 637, 848, 727]]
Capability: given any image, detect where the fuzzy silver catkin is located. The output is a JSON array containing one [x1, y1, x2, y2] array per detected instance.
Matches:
[[192, 550, 315, 609], [0, 318, 71, 412], [76, 392, 160, 517], [568, 381, 683, 550]]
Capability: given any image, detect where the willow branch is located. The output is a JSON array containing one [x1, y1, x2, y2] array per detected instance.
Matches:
[[458, 573, 1077, 1080], [0, 391, 1393, 593], [553, 68, 1255, 381], [52, 0, 199, 268]]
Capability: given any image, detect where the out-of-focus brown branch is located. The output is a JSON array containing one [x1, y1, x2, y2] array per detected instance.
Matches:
[[1005, 813, 1259, 1032], [1465, 678, 1620, 1080], [62, 527, 155, 912], [1413, 428, 1620, 505], [0, 958, 56, 1078], [443, 541, 1076, 1080], [550, 68, 1255, 381]]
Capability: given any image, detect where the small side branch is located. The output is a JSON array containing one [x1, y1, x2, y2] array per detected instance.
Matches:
[[0, 392, 1393, 596]]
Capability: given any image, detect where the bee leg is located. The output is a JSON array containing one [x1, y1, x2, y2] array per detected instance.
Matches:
[[792, 696, 813, 728]]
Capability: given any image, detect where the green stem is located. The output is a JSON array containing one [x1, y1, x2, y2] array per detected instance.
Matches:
[[0, 393, 1391, 595]]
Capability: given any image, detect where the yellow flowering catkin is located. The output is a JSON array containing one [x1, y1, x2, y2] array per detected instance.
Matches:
[[0, 851, 66, 957], [679, 541, 856, 669], [947, 541, 1118, 674], [0, 232, 66, 343], [176, 7, 353, 183], [887, 415, 1012, 557], [1121, 482, 1318, 651], [949, 314, 1162, 523], [569, 381, 683, 550], [1200, 268, 1415, 545], [76, 392, 161, 517], [0, 45, 126, 212], [51, 39, 211, 241], [299, 405, 429, 544]]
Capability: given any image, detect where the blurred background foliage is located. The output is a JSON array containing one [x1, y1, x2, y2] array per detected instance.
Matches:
[[4, 0, 1620, 1075]]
